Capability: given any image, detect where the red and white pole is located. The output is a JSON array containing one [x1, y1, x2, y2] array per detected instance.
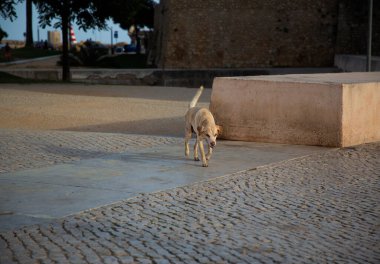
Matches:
[[69, 26, 77, 45]]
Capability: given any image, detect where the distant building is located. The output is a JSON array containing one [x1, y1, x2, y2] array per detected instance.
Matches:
[[154, 0, 379, 69], [47, 31, 61, 48]]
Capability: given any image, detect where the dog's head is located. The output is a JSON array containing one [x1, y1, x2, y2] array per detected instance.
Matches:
[[198, 125, 222, 148]]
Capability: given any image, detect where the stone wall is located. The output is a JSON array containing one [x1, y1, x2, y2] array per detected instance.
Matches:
[[154, 0, 379, 69], [335, 0, 380, 56], [155, 0, 340, 69]]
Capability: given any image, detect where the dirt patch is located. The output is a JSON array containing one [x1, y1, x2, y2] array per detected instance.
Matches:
[[0, 83, 210, 137]]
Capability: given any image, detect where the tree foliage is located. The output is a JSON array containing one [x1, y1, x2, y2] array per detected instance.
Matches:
[[1, 0, 156, 80], [0, 27, 8, 42], [0, 0, 34, 46], [0, 0, 21, 21], [34, 0, 109, 31], [33, 0, 112, 81], [0, 0, 22, 41], [95, 0, 156, 30], [32, 0, 157, 81]]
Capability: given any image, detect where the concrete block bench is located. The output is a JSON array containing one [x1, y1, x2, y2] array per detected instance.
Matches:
[[210, 72, 380, 147]]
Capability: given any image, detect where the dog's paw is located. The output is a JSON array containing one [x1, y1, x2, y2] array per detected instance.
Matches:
[[194, 157, 200, 161], [202, 163, 208, 167]]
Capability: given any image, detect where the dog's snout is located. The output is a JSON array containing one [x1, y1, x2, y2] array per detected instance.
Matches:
[[210, 141, 216, 148]]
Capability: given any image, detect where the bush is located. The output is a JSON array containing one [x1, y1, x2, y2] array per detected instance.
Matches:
[[58, 40, 153, 68], [58, 40, 109, 67], [76, 40, 109, 66], [96, 54, 150, 68]]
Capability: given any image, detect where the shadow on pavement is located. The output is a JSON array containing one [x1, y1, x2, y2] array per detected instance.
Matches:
[[59, 116, 185, 137], [0, 83, 211, 103]]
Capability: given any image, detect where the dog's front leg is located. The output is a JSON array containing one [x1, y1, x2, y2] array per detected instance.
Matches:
[[198, 139, 208, 167], [193, 138, 200, 161], [206, 145, 213, 160]]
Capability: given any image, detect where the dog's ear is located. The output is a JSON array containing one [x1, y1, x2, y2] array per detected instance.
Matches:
[[216, 125, 223, 136], [197, 125, 205, 135]]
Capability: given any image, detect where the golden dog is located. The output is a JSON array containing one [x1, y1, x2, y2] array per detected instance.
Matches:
[[185, 86, 222, 167]]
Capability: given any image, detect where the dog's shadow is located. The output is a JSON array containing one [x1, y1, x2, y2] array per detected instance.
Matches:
[[59, 117, 184, 137], [41, 143, 205, 169], [118, 151, 207, 168]]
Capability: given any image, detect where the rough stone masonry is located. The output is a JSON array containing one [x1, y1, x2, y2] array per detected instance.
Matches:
[[154, 0, 380, 69], [156, 0, 338, 68]]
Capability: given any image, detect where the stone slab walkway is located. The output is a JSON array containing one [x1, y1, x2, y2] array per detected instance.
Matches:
[[0, 129, 327, 231]]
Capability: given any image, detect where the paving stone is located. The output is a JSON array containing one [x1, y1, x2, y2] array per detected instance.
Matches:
[[0, 128, 180, 174], [0, 129, 379, 263]]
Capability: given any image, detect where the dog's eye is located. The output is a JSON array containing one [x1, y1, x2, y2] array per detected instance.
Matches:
[[206, 134, 210, 138], [214, 134, 218, 137]]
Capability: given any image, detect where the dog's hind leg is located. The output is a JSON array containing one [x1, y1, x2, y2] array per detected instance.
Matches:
[[185, 130, 192, 158], [193, 138, 200, 161], [198, 139, 208, 167]]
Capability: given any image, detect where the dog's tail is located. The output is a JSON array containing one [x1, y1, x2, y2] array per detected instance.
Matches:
[[189, 85, 204, 108]]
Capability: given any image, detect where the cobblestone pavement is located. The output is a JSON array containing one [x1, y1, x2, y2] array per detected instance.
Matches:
[[0, 129, 180, 174], [0, 127, 379, 263]]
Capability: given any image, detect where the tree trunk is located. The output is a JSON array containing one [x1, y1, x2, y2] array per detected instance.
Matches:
[[25, 0, 33, 47], [61, 0, 70, 82]]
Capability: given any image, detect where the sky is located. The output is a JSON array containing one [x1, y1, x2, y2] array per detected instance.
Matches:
[[0, 1, 159, 44]]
